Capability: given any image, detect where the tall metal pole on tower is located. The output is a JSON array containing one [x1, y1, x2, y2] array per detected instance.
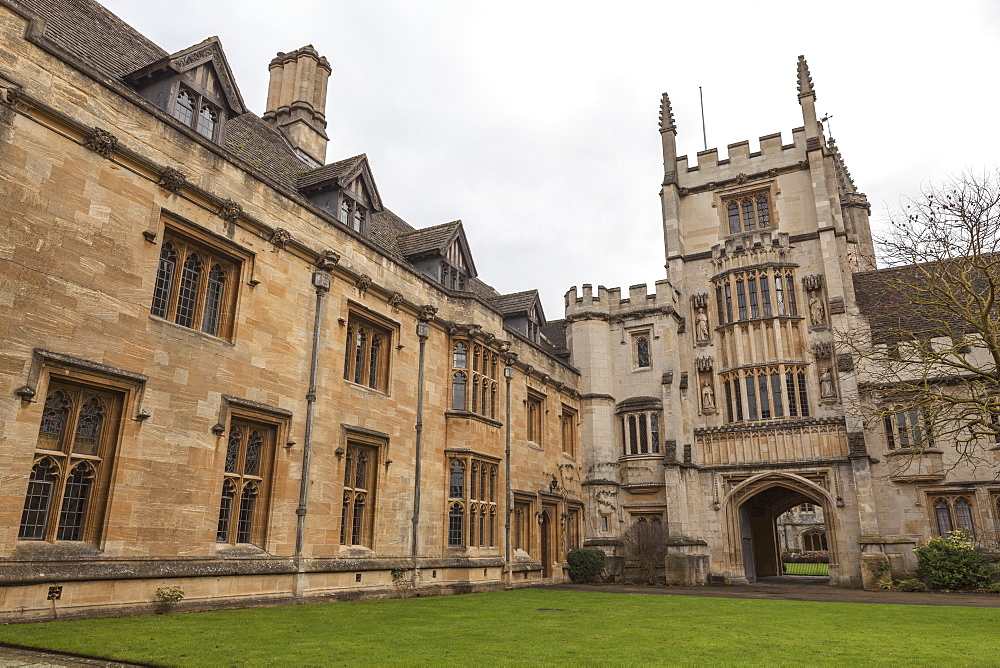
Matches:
[[699, 86, 707, 151]]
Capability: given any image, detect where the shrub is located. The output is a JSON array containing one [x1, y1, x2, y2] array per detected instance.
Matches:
[[781, 551, 830, 564], [567, 549, 606, 583], [896, 578, 928, 592], [154, 586, 184, 604], [915, 529, 993, 591], [621, 522, 667, 584], [986, 582, 1000, 594]]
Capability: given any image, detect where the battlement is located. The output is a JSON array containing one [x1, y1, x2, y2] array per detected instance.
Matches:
[[674, 127, 810, 191], [564, 279, 678, 319]]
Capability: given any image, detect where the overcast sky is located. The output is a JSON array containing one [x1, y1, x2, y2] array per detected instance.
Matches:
[[98, 0, 1000, 319]]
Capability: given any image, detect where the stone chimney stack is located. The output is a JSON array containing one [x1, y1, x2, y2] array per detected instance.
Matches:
[[263, 45, 332, 166]]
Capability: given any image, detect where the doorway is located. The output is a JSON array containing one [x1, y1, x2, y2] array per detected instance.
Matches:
[[539, 511, 550, 578], [730, 479, 832, 583]]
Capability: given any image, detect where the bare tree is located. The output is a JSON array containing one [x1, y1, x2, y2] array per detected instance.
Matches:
[[843, 170, 1000, 467], [621, 520, 667, 584]]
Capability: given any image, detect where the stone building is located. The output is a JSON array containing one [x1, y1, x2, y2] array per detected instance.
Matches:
[[0, 0, 583, 621], [563, 57, 1000, 587], [1, 0, 997, 621]]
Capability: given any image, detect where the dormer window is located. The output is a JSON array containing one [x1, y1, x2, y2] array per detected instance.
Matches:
[[336, 190, 368, 234], [440, 262, 467, 291], [171, 86, 222, 142]]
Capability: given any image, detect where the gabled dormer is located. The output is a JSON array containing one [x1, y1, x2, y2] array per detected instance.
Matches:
[[126, 37, 246, 144], [488, 290, 545, 344], [397, 221, 478, 291], [298, 154, 384, 235]]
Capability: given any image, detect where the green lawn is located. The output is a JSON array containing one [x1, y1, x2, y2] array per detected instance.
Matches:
[[1, 589, 998, 666], [782, 562, 830, 576]]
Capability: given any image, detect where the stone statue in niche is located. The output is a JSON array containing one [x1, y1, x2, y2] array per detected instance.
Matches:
[[701, 381, 715, 410], [820, 367, 836, 398], [695, 309, 710, 341], [809, 294, 826, 326]]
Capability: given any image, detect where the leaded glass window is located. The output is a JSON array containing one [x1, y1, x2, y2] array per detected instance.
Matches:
[[217, 419, 274, 547], [149, 230, 239, 339], [340, 443, 377, 547], [19, 382, 123, 544], [344, 315, 391, 392]]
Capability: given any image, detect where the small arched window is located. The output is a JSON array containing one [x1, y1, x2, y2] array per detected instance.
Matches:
[[448, 502, 464, 546], [727, 202, 741, 234], [37, 390, 70, 450], [196, 104, 217, 139], [18, 459, 58, 540], [173, 90, 194, 126], [756, 195, 771, 228], [451, 372, 467, 411], [636, 336, 650, 368], [202, 264, 226, 336], [175, 253, 203, 328], [934, 498, 953, 536], [449, 460, 465, 499], [217, 479, 236, 543], [151, 243, 177, 319], [453, 342, 467, 368], [56, 462, 95, 541], [236, 481, 259, 544], [72, 396, 104, 455]]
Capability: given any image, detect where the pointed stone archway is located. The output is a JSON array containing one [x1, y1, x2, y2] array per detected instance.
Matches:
[[722, 472, 839, 584]]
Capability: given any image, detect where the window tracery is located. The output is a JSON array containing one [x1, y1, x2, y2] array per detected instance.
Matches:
[[217, 419, 275, 547], [620, 411, 661, 455], [931, 496, 975, 537], [714, 267, 798, 326], [724, 192, 773, 234], [150, 230, 240, 339], [340, 442, 378, 547], [19, 382, 123, 543], [720, 366, 810, 423], [171, 86, 223, 141], [343, 315, 392, 392], [450, 341, 499, 419], [446, 456, 498, 548]]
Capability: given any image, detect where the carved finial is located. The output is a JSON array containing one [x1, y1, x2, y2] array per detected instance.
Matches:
[[658, 93, 675, 134], [797, 55, 815, 100]]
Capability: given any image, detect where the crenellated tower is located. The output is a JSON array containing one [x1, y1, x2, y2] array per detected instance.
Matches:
[[569, 56, 879, 587]]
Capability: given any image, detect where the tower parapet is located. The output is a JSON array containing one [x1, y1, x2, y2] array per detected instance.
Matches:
[[674, 127, 808, 193], [565, 280, 678, 320]]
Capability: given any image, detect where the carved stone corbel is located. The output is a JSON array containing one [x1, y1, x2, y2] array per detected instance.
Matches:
[[418, 305, 438, 322], [316, 250, 340, 271], [157, 167, 186, 193], [84, 127, 117, 158], [270, 228, 292, 249], [217, 199, 242, 224]]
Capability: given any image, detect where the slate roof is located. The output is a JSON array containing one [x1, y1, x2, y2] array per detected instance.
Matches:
[[853, 261, 989, 344], [18, 0, 166, 78], [540, 320, 568, 353], [487, 290, 542, 317], [224, 114, 311, 191], [297, 155, 365, 190], [396, 221, 461, 258]]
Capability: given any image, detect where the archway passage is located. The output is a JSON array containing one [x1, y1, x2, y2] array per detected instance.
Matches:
[[738, 485, 829, 582]]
